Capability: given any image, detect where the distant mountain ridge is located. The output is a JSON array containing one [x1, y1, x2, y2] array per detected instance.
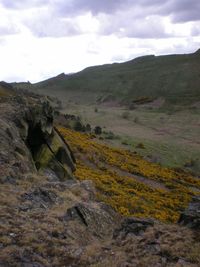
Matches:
[[13, 49, 200, 106]]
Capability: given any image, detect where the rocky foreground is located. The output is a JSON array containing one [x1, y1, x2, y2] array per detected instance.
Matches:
[[0, 83, 200, 267]]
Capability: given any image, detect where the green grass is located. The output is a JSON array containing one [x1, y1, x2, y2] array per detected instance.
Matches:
[[122, 135, 200, 170], [54, 102, 200, 174], [13, 49, 200, 106]]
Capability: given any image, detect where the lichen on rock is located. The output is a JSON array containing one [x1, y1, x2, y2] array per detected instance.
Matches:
[[0, 83, 76, 181]]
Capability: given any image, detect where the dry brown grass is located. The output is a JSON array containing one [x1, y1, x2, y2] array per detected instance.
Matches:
[[1, 170, 199, 267]]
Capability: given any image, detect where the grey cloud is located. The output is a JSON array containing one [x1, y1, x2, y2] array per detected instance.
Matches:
[[125, 20, 168, 39], [95, 0, 200, 39], [0, 0, 48, 9], [56, 0, 200, 23], [0, 0, 127, 13], [1, 0, 200, 24], [154, 0, 200, 22], [52, 0, 200, 38], [99, 13, 169, 39], [171, 9, 200, 23], [25, 16, 81, 38], [54, 0, 127, 16], [1, 0, 199, 39], [134, 0, 200, 21]]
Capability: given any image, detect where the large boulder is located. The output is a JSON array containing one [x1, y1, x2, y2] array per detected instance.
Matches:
[[62, 202, 120, 238], [24, 101, 75, 180], [0, 84, 76, 181], [178, 196, 200, 230]]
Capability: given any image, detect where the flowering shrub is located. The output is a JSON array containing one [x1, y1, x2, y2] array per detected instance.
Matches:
[[57, 126, 200, 223]]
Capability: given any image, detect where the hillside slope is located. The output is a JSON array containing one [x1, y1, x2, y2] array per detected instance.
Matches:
[[14, 49, 200, 106], [57, 126, 200, 223], [1, 85, 200, 266]]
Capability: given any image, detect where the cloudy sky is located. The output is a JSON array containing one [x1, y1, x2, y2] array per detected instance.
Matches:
[[0, 0, 200, 83]]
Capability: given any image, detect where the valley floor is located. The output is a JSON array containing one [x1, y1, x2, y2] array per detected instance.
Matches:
[[61, 102, 200, 174]]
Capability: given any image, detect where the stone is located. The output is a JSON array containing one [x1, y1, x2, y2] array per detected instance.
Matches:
[[62, 202, 120, 238], [20, 187, 63, 210], [113, 217, 154, 239], [178, 196, 200, 229]]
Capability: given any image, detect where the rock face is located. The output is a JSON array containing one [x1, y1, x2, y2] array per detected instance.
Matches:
[[25, 101, 76, 180], [178, 196, 200, 229], [0, 83, 75, 181]]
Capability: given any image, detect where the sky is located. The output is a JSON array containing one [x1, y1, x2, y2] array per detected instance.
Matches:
[[0, 0, 200, 83]]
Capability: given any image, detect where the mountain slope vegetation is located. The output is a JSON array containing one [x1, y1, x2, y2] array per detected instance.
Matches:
[[15, 49, 200, 106], [57, 126, 200, 223]]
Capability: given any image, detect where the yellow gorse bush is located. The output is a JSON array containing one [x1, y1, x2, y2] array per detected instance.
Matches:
[[57, 126, 200, 223]]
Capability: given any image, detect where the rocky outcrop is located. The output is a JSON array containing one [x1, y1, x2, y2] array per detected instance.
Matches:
[[24, 101, 76, 180], [0, 83, 75, 181], [178, 196, 200, 230]]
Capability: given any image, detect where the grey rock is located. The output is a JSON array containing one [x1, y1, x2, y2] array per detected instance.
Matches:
[[62, 202, 120, 238], [20, 187, 63, 210], [178, 196, 200, 229], [113, 217, 154, 239], [0, 85, 76, 182]]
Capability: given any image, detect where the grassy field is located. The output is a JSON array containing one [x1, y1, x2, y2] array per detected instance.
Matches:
[[60, 101, 200, 174]]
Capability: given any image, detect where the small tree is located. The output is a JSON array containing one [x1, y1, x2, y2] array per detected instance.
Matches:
[[86, 123, 91, 132], [94, 126, 102, 135], [74, 121, 85, 132]]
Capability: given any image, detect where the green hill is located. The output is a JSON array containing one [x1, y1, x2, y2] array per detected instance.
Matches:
[[14, 49, 200, 106]]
